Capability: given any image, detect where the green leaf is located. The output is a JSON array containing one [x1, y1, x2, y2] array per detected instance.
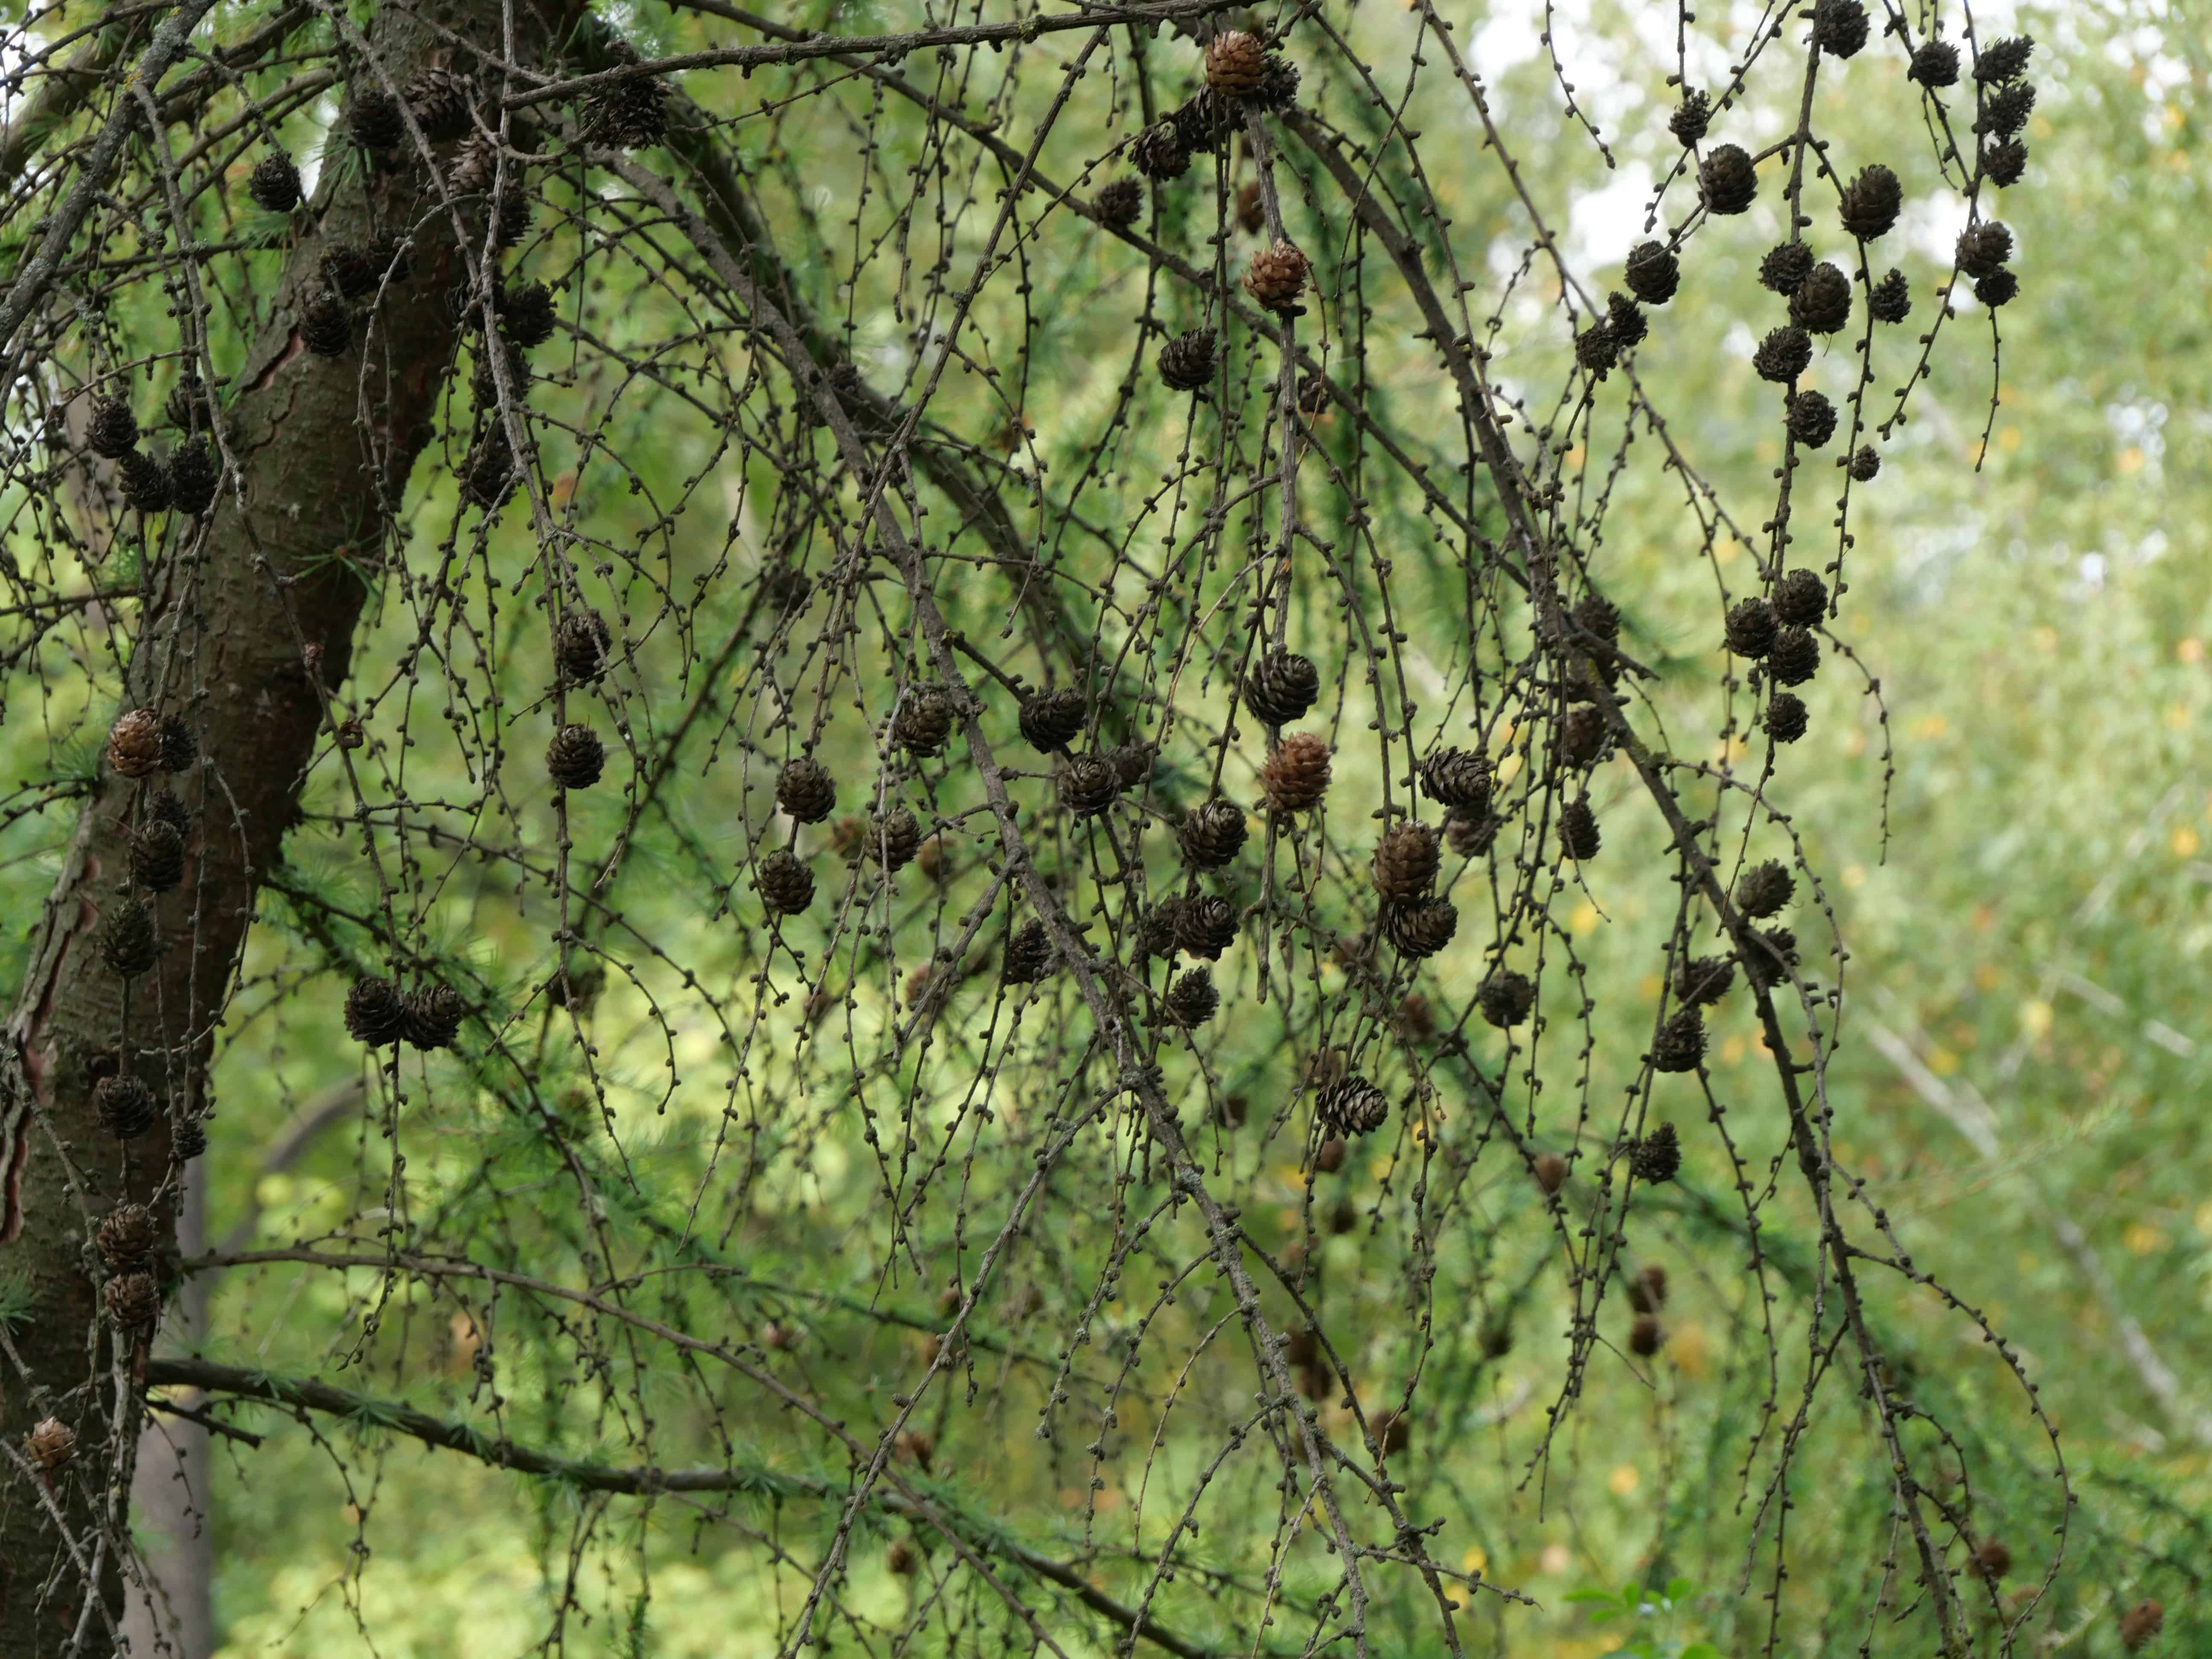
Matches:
[[1665, 1577, 1696, 1603]]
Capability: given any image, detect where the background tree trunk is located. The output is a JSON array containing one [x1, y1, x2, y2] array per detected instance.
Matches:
[[0, 2, 549, 1647]]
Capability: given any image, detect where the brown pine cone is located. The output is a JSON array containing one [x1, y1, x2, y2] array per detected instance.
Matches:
[[1974, 1539, 2012, 1580], [1624, 241, 1679, 306], [1419, 748, 1490, 812], [1179, 800, 1248, 869], [300, 290, 352, 356], [249, 153, 302, 212], [1752, 326, 1812, 384], [863, 808, 921, 872], [95, 1075, 157, 1140], [1630, 1121, 1682, 1183], [1629, 1314, 1667, 1357], [1019, 687, 1087, 752], [108, 708, 163, 777], [130, 819, 186, 893], [406, 66, 474, 143], [1773, 568, 1828, 626], [1628, 1263, 1669, 1313], [98, 899, 160, 978], [1767, 626, 1820, 687], [97, 1203, 160, 1270], [27, 1418, 76, 1472], [756, 848, 815, 916], [1129, 900, 1182, 963], [348, 87, 405, 149], [1204, 30, 1268, 94], [1725, 597, 1778, 659], [1158, 328, 1218, 392], [1741, 926, 1799, 991], [1004, 919, 1054, 984], [1837, 163, 1901, 239], [171, 1117, 207, 1162], [892, 687, 956, 757], [87, 394, 139, 459], [2119, 1599, 2164, 1652], [1767, 692, 1809, 743], [1244, 650, 1318, 725], [1061, 754, 1122, 817], [1699, 143, 1758, 214], [1533, 1151, 1569, 1193], [776, 757, 836, 823], [1175, 895, 1239, 960], [1559, 706, 1608, 768], [104, 1271, 162, 1334], [1672, 954, 1736, 1007], [1650, 1008, 1707, 1073], [1446, 811, 1499, 858], [1788, 263, 1853, 334], [1668, 90, 1711, 145], [1317, 1074, 1389, 1138], [345, 976, 409, 1045], [1956, 220, 2014, 279], [556, 609, 613, 683], [1560, 796, 1600, 861], [1735, 860, 1795, 919], [1382, 899, 1458, 959], [1479, 969, 1535, 1029], [403, 984, 466, 1050], [1095, 178, 1144, 229], [1260, 732, 1331, 812], [1130, 119, 1191, 181], [1243, 241, 1310, 313], [1372, 822, 1441, 902], [547, 724, 606, 789], [1164, 966, 1220, 1028]]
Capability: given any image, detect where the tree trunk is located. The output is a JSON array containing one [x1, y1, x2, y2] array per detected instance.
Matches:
[[0, 2, 543, 1647]]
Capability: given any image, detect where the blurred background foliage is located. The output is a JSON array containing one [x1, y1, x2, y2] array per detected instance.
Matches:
[[4, 0, 2210, 1654]]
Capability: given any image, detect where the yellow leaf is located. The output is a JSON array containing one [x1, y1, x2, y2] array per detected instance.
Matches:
[[2018, 1001, 2053, 1039]]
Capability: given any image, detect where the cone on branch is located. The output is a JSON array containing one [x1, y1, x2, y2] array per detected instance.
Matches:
[[1446, 810, 1499, 858], [556, 609, 613, 684], [1165, 966, 1219, 1028], [96, 1204, 159, 1271], [1736, 862, 1795, 920], [1752, 326, 1812, 383], [1699, 144, 1758, 214], [1371, 822, 1441, 902], [108, 708, 163, 777], [1094, 178, 1143, 229], [547, 725, 606, 789], [1668, 90, 1711, 145], [1726, 597, 1778, 659], [1479, 969, 1535, 1029], [300, 290, 352, 356], [348, 87, 406, 149], [1811, 0, 1869, 58], [1533, 1151, 1569, 1194], [1004, 919, 1053, 984], [95, 1075, 157, 1140], [1243, 241, 1310, 313], [2119, 1599, 2163, 1651], [1317, 1074, 1389, 1138], [1774, 568, 1828, 626], [1420, 748, 1491, 812], [1628, 1263, 1669, 1313], [1838, 164, 1901, 239], [1673, 954, 1736, 1007], [892, 686, 956, 757], [1204, 30, 1269, 95], [87, 394, 138, 459], [1061, 754, 1122, 818], [168, 440, 219, 515], [345, 976, 410, 1046], [756, 849, 815, 916], [1629, 1314, 1667, 1357], [1869, 268, 1912, 323], [1175, 895, 1239, 961], [1179, 800, 1248, 869], [403, 984, 466, 1050], [1382, 899, 1458, 959], [1758, 241, 1814, 296], [27, 1419, 76, 1473], [1245, 650, 1318, 725], [1019, 687, 1086, 752], [1909, 38, 1961, 88], [1560, 796, 1600, 861], [103, 1271, 161, 1335], [1767, 626, 1820, 686], [777, 757, 837, 823], [1624, 241, 1679, 306], [1260, 733, 1331, 812], [1650, 1008, 1707, 1073], [98, 899, 160, 977], [1157, 328, 1217, 392], [248, 153, 302, 212], [1630, 1121, 1682, 1183], [1789, 264, 1852, 334], [1767, 692, 1809, 743], [1131, 120, 1191, 181], [119, 452, 171, 514], [406, 66, 475, 143], [130, 819, 186, 893], [1787, 390, 1838, 450]]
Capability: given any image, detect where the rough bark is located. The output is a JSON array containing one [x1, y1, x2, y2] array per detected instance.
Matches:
[[0, 1, 541, 1648]]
